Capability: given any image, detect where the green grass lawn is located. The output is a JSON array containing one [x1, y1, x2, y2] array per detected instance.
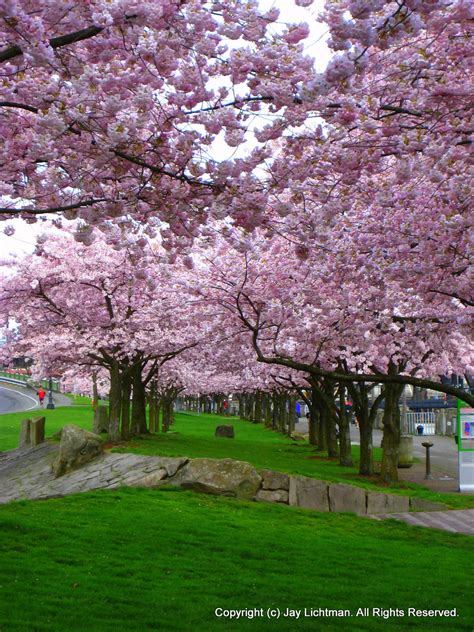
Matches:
[[0, 488, 472, 632], [0, 405, 95, 451]]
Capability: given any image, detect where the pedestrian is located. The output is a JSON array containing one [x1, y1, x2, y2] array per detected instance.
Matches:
[[37, 387, 46, 406]]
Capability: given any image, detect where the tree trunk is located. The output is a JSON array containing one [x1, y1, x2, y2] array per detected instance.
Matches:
[[278, 394, 286, 434], [264, 393, 272, 427], [162, 398, 173, 432], [254, 391, 262, 424], [131, 364, 147, 436], [108, 361, 121, 442], [380, 384, 404, 483], [92, 371, 99, 413], [308, 390, 319, 446], [120, 371, 131, 439], [338, 385, 353, 467]]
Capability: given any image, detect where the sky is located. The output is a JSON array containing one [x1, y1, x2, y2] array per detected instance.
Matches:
[[0, 0, 330, 259]]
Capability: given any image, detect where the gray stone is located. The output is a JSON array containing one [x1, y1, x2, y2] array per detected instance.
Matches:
[[52, 425, 104, 478], [19, 419, 31, 448], [133, 469, 168, 488], [398, 435, 413, 468], [93, 405, 109, 434], [155, 457, 188, 477], [30, 417, 45, 446], [260, 469, 289, 491], [255, 489, 289, 504], [328, 483, 367, 515], [289, 476, 329, 511], [167, 458, 261, 499], [410, 497, 450, 512], [214, 425, 235, 438], [367, 492, 410, 514]]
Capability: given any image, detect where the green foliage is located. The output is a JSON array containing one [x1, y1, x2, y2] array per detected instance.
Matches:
[[0, 489, 472, 631]]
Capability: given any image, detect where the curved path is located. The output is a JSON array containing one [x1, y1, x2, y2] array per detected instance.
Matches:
[[0, 385, 38, 414], [0, 383, 73, 414]]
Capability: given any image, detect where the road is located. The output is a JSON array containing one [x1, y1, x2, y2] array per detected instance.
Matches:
[[295, 420, 458, 476], [0, 383, 72, 414], [0, 385, 38, 414]]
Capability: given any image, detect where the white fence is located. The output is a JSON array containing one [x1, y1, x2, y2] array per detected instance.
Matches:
[[407, 412, 436, 435]]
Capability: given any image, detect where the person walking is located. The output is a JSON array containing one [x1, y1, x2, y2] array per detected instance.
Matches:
[[37, 387, 46, 407]]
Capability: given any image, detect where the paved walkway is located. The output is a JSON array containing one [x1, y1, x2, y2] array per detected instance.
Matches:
[[371, 509, 474, 536]]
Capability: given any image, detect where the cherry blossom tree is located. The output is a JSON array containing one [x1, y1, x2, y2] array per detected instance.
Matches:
[[0, 230, 215, 440], [0, 0, 314, 255], [201, 231, 473, 480]]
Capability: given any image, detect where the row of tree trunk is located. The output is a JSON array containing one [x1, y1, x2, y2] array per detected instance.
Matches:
[[236, 378, 404, 483]]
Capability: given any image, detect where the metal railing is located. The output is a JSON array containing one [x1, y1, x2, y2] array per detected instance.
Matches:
[[407, 412, 436, 435]]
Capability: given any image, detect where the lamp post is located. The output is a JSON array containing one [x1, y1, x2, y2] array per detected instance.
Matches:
[[46, 377, 55, 409]]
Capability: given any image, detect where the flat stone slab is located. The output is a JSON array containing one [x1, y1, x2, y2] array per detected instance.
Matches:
[[371, 510, 474, 536], [367, 492, 409, 514], [0, 443, 188, 504], [328, 483, 367, 515], [289, 476, 329, 511]]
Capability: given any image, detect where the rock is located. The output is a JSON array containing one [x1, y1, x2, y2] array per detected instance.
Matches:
[[289, 476, 329, 511], [398, 435, 413, 468], [133, 469, 168, 488], [93, 405, 109, 434], [255, 489, 289, 504], [367, 492, 410, 514], [30, 417, 45, 446], [290, 432, 306, 441], [214, 425, 235, 438], [260, 469, 289, 491], [410, 497, 449, 512], [153, 457, 189, 478], [52, 425, 104, 478], [19, 419, 31, 448], [167, 458, 261, 499], [328, 483, 367, 515]]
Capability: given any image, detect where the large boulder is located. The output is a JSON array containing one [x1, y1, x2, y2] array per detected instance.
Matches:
[[260, 469, 289, 491], [52, 425, 104, 478], [167, 458, 261, 499], [289, 476, 329, 511], [214, 425, 235, 438]]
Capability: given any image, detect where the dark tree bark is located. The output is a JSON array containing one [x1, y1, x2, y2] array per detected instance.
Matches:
[[131, 363, 147, 436], [308, 390, 319, 446], [120, 371, 131, 439], [254, 391, 263, 424], [108, 360, 121, 442], [380, 383, 405, 482], [338, 385, 353, 467]]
